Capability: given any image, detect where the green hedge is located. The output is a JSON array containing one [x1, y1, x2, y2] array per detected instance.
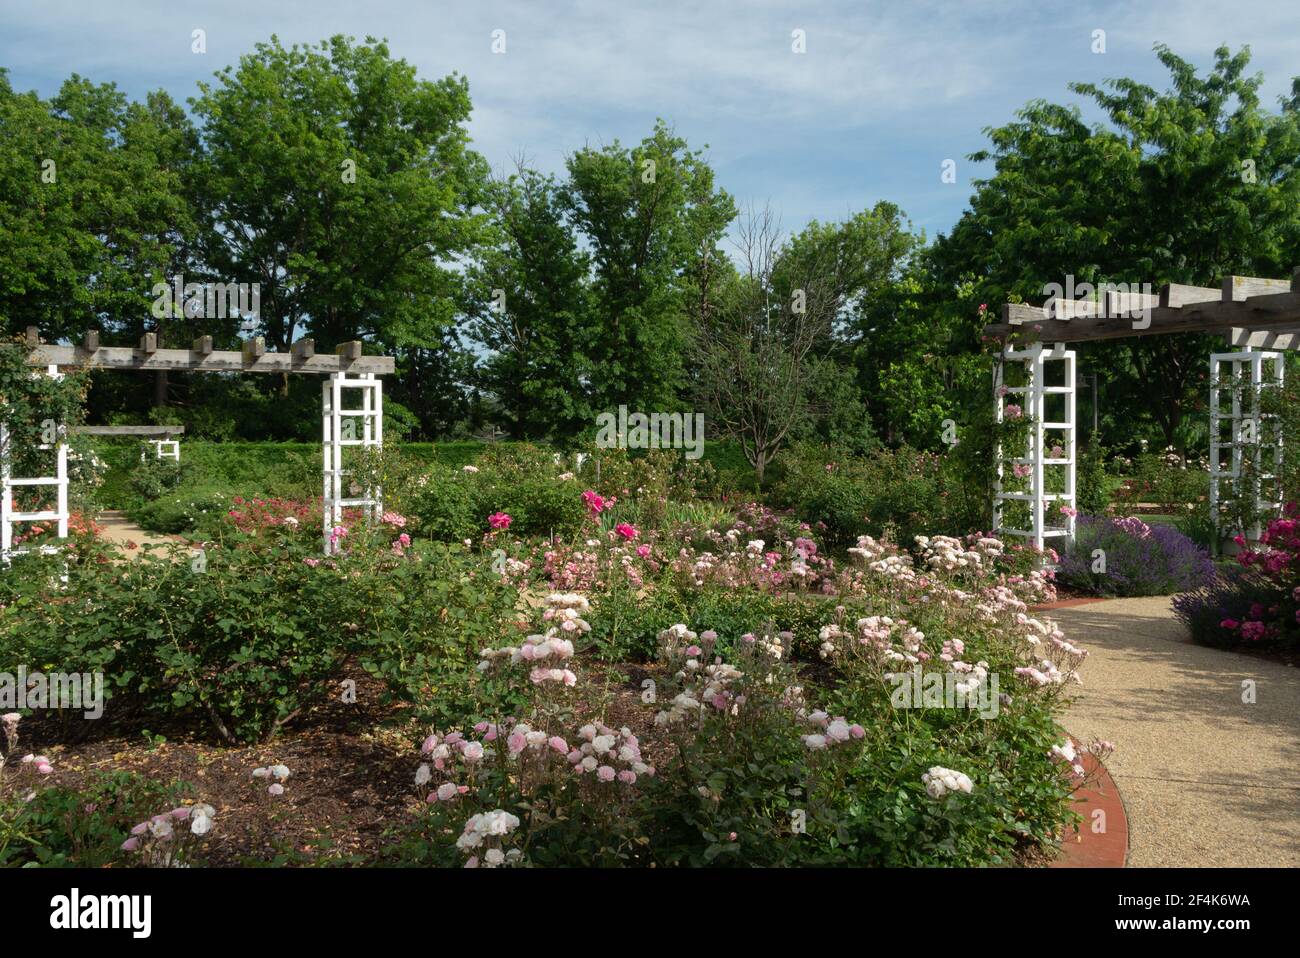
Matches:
[[94, 439, 757, 509]]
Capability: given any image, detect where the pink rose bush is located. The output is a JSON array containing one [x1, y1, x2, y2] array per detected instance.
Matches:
[[119, 803, 217, 867]]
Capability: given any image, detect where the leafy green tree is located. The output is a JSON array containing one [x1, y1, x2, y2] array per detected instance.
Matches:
[[0, 73, 196, 348], [564, 120, 736, 414], [466, 165, 595, 440], [931, 45, 1300, 452], [190, 35, 490, 360]]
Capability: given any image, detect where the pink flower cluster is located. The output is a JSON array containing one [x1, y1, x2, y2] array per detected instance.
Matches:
[[567, 722, 655, 783], [119, 803, 216, 865], [478, 593, 586, 686], [1229, 505, 1300, 640]]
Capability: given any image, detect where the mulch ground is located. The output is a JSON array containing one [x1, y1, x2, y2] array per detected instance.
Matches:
[[15, 662, 685, 867]]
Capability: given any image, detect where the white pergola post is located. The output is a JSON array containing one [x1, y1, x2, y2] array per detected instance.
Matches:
[[1209, 347, 1284, 551], [993, 343, 1076, 557], [322, 371, 384, 555], [1, 364, 69, 563]]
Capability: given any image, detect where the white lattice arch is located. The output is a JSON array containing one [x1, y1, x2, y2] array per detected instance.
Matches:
[[0, 363, 69, 563], [8, 329, 393, 562], [993, 343, 1077, 554]]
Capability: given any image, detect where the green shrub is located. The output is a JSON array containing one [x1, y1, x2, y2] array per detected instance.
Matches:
[[0, 528, 520, 743], [0, 771, 191, 868]]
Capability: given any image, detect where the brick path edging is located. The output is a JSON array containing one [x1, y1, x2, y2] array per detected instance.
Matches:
[[1049, 753, 1129, 868]]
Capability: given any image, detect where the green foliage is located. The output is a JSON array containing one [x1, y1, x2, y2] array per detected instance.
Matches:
[[191, 35, 490, 356], [0, 341, 88, 486], [931, 44, 1300, 452], [772, 443, 979, 545], [0, 529, 519, 744], [0, 770, 190, 868]]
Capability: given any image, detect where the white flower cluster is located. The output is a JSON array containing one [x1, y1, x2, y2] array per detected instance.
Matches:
[[847, 536, 917, 581], [251, 763, 291, 796], [948, 659, 990, 698], [846, 535, 889, 564], [478, 594, 586, 686], [655, 626, 744, 726], [1049, 740, 1086, 776], [457, 809, 524, 867], [799, 710, 865, 749], [567, 723, 655, 783], [916, 535, 987, 572], [922, 766, 974, 799], [817, 624, 844, 659], [1014, 659, 1067, 686]]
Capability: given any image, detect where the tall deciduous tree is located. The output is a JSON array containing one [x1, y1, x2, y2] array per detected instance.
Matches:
[[931, 45, 1300, 451], [466, 163, 595, 440], [0, 72, 196, 347], [564, 120, 736, 415], [190, 35, 490, 362]]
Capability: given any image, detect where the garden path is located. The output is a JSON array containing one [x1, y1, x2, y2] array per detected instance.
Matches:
[[95, 510, 183, 554], [1052, 597, 1300, 867]]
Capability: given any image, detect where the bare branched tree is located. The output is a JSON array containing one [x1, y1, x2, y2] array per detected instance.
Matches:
[[693, 204, 846, 483]]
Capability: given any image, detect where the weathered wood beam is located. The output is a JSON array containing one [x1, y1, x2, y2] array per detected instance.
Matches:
[[140, 332, 158, 353], [1002, 303, 1046, 325], [336, 341, 363, 361], [1159, 284, 1220, 308], [241, 336, 266, 362], [193, 335, 214, 354], [291, 338, 315, 359], [82, 329, 99, 352], [25, 326, 40, 347], [1230, 325, 1300, 351], [1046, 298, 1098, 320], [69, 425, 186, 436], [1104, 290, 1160, 319], [1223, 275, 1290, 301], [24, 344, 394, 375], [986, 290, 1300, 343]]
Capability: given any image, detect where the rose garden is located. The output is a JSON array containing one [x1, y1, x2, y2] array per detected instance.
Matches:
[[2, 30, 1299, 871]]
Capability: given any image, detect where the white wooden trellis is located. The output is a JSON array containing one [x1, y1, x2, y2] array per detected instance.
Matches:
[[1, 364, 69, 563], [141, 439, 181, 462], [1209, 347, 1284, 549], [16, 328, 393, 561], [993, 343, 1077, 555], [322, 371, 383, 554]]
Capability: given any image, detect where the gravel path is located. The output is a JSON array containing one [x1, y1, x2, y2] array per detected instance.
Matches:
[[94, 510, 185, 553], [1051, 597, 1300, 867]]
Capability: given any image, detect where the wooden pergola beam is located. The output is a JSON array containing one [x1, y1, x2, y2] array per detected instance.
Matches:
[[24, 343, 394, 375], [69, 425, 186, 436], [988, 287, 1300, 344]]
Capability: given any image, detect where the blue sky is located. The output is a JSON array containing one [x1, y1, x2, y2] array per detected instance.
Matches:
[[2, 0, 1298, 241]]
